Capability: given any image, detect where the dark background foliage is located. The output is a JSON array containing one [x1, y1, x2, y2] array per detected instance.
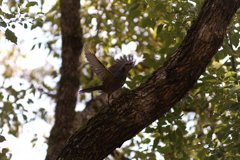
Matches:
[[1, 0, 240, 159]]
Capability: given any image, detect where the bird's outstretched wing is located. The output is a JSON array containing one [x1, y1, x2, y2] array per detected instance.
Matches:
[[108, 54, 134, 74], [84, 46, 113, 83]]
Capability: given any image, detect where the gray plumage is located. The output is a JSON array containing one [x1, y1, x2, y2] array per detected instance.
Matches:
[[79, 47, 135, 104]]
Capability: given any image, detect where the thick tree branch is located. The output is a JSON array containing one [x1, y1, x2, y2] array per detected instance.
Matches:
[[57, 0, 240, 159], [45, 0, 83, 160], [75, 92, 129, 160]]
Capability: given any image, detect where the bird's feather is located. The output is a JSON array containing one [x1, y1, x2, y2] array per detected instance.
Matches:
[[108, 55, 134, 74], [84, 46, 114, 83], [79, 85, 103, 93]]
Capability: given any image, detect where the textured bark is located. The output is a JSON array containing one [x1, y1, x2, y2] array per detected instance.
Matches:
[[57, 0, 240, 159], [45, 0, 82, 160], [75, 92, 129, 160]]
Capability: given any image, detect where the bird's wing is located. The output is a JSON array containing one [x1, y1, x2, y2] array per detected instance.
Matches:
[[84, 47, 113, 83], [108, 54, 134, 73]]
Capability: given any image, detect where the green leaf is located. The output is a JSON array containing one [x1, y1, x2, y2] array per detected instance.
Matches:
[[225, 71, 236, 78], [26, 1, 38, 7], [201, 100, 209, 110], [207, 130, 213, 141], [125, 80, 135, 89], [34, 18, 43, 22], [5, 28, 17, 44], [42, 82, 53, 91], [2, 148, 9, 154], [142, 138, 151, 144], [24, 23, 28, 29], [31, 136, 38, 143], [197, 148, 207, 159], [221, 46, 232, 55], [200, 75, 217, 82], [31, 44, 36, 50], [231, 33, 239, 47], [214, 124, 227, 133], [176, 128, 183, 138], [221, 101, 234, 113], [157, 24, 163, 37], [129, 3, 140, 12], [215, 152, 224, 158], [158, 146, 173, 153], [141, 17, 155, 29], [214, 124, 230, 142], [145, 126, 155, 133], [176, 37, 182, 44], [228, 102, 240, 111], [5, 13, 15, 19], [0, 135, 6, 142], [170, 131, 177, 142], [22, 114, 28, 121], [38, 42, 42, 48], [152, 137, 160, 151], [37, 12, 44, 14], [27, 98, 34, 104], [88, 79, 100, 86], [0, 21, 7, 27], [4, 102, 13, 112]]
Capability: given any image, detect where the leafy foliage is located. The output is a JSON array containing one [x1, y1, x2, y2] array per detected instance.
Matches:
[[0, 1, 55, 156], [0, 0, 43, 44], [1, 0, 240, 159], [0, 135, 11, 160], [79, 0, 240, 159]]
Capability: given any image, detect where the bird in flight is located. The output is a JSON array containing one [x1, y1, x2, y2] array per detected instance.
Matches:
[[79, 46, 135, 105]]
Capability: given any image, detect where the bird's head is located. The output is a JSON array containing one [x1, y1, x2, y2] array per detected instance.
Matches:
[[122, 60, 135, 73]]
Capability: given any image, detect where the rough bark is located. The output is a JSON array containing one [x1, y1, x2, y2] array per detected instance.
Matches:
[[57, 0, 240, 159], [45, 0, 82, 160], [75, 92, 130, 160]]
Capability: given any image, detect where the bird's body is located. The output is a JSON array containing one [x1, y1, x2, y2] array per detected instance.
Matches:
[[79, 47, 135, 104]]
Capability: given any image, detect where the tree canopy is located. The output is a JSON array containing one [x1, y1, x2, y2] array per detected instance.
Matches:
[[1, 0, 240, 160]]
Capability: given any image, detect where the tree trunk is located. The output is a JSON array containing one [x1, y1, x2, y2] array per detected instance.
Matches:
[[57, 0, 240, 159], [45, 0, 83, 160]]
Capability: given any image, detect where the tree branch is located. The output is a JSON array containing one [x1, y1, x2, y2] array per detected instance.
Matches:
[[57, 0, 240, 159], [45, 0, 83, 159]]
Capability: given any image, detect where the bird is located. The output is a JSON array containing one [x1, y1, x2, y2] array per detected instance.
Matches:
[[79, 46, 135, 105]]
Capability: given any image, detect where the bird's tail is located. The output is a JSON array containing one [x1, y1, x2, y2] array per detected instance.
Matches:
[[79, 85, 103, 94]]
